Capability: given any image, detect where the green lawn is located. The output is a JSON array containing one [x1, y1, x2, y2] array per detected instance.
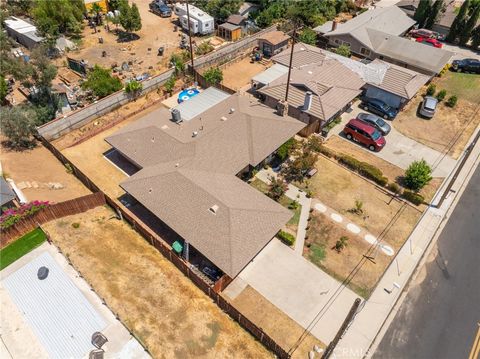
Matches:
[[435, 71, 480, 104], [0, 228, 47, 270]]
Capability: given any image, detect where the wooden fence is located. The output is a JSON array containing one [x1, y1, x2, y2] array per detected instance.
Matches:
[[38, 136, 290, 359], [1, 192, 106, 247]]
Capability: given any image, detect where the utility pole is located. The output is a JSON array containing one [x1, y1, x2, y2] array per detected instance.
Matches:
[[185, 0, 196, 82], [284, 23, 297, 102]]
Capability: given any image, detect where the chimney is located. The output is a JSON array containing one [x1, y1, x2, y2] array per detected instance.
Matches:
[[303, 91, 313, 111], [332, 20, 338, 31], [276, 100, 289, 116]]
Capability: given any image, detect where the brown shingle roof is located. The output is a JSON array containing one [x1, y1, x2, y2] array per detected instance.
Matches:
[[106, 93, 305, 277], [260, 31, 290, 45], [272, 43, 326, 69], [226, 14, 245, 25], [259, 59, 365, 121]]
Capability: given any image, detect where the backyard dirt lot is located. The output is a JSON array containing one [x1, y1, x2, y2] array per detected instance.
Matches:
[[305, 211, 392, 298], [60, 2, 183, 78], [1, 141, 90, 203], [220, 56, 267, 91], [305, 156, 422, 252], [394, 72, 480, 159], [323, 136, 443, 202], [43, 206, 272, 359], [228, 285, 323, 359]]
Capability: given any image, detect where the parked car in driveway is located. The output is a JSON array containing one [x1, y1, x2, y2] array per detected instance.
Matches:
[[343, 118, 386, 151], [149, 1, 172, 17], [419, 96, 438, 118], [356, 112, 391, 135], [360, 98, 398, 120], [451, 59, 480, 74], [415, 37, 443, 48]]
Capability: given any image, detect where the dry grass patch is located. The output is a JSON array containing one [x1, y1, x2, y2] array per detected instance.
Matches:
[[229, 285, 324, 359], [43, 207, 272, 359], [395, 72, 480, 159], [323, 136, 443, 202], [305, 212, 391, 298], [219, 56, 267, 91], [306, 156, 421, 250]]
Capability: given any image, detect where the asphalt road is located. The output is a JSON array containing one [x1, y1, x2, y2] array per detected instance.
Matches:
[[373, 164, 480, 359]]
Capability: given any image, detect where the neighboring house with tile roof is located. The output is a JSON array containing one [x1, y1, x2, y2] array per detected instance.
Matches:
[[0, 177, 17, 211], [317, 6, 453, 75], [257, 58, 365, 135], [258, 31, 290, 57], [105, 92, 305, 279]]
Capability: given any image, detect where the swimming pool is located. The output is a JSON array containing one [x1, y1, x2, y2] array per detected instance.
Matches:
[[178, 88, 200, 103]]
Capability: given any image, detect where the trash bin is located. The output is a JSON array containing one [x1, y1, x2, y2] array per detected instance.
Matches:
[[158, 47, 164, 56]]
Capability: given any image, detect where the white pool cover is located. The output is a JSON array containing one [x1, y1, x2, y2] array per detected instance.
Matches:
[[2, 252, 106, 359]]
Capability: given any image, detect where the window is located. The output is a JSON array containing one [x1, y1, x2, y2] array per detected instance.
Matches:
[[360, 47, 371, 56]]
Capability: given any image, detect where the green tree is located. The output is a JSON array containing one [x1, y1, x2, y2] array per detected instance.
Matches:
[[32, 0, 85, 41], [472, 24, 480, 49], [334, 44, 351, 57], [459, 4, 480, 45], [82, 65, 123, 98], [298, 28, 318, 45], [0, 106, 39, 148], [404, 159, 433, 192], [124, 79, 143, 94], [425, 0, 444, 29], [118, 0, 142, 35], [202, 0, 243, 22], [447, 0, 470, 42], [277, 138, 296, 161], [267, 176, 288, 201], [170, 53, 185, 75], [0, 75, 8, 103], [414, 0, 432, 28], [203, 67, 223, 85], [284, 150, 318, 182], [90, 2, 103, 27], [164, 74, 176, 94]]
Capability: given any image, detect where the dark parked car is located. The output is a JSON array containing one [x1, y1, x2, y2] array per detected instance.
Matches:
[[360, 98, 398, 120], [343, 118, 386, 151], [149, 1, 172, 17], [356, 112, 391, 135], [451, 59, 480, 74], [419, 96, 438, 118]]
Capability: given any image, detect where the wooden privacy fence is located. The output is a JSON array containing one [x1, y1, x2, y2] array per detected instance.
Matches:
[[39, 136, 290, 359], [1, 192, 106, 247]]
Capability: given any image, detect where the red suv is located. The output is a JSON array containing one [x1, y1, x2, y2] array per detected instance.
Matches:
[[343, 119, 386, 151]]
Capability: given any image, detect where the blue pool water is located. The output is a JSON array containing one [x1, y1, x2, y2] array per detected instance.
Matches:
[[178, 88, 200, 103]]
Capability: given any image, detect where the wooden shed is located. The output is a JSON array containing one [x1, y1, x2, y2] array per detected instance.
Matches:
[[218, 22, 242, 41]]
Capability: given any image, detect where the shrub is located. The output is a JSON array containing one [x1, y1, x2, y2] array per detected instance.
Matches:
[[267, 176, 288, 201], [124, 79, 143, 94], [82, 65, 123, 98], [0, 201, 50, 230], [436, 89, 447, 101], [195, 41, 214, 55], [404, 159, 432, 191], [164, 74, 176, 94], [426, 84, 436, 96], [276, 138, 296, 161], [203, 66, 223, 85], [446, 95, 458, 108], [439, 64, 450, 77], [402, 190, 425, 205], [387, 182, 401, 194], [323, 116, 342, 132], [338, 155, 388, 186], [335, 236, 349, 253], [278, 230, 295, 246], [289, 200, 299, 210], [334, 44, 351, 58], [71, 222, 80, 229]]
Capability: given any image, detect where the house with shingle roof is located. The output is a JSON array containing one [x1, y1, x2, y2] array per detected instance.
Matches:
[[316, 6, 453, 75], [105, 91, 305, 279]]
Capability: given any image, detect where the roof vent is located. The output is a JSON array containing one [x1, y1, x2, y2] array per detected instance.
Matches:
[[148, 188, 153, 194], [172, 109, 182, 123], [192, 131, 198, 137], [175, 163, 180, 167], [151, 136, 155, 143], [308, 70, 313, 75], [220, 116, 228, 121], [209, 204, 219, 214], [229, 108, 235, 114]]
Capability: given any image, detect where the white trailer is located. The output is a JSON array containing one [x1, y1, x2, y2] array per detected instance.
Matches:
[[174, 3, 214, 35]]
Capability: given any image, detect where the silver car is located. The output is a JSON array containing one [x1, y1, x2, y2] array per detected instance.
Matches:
[[356, 112, 391, 135], [419, 96, 438, 118]]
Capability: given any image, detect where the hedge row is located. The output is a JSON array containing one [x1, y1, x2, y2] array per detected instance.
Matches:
[[401, 190, 425, 205], [278, 230, 295, 246], [338, 155, 388, 186]]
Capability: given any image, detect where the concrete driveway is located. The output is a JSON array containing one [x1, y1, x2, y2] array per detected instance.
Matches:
[[232, 240, 359, 344], [329, 103, 457, 178]]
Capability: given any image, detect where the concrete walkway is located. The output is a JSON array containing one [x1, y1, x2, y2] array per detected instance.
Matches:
[[333, 128, 480, 358]]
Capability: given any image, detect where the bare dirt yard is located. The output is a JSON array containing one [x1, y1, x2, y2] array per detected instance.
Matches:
[[227, 285, 324, 359], [43, 206, 272, 359], [305, 156, 422, 253], [220, 56, 268, 91], [1, 140, 90, 203], [323, 136, 443, 202], [394, 72, 480, 159], [61, 2, 183, 78], [305, 211, 392, 298]]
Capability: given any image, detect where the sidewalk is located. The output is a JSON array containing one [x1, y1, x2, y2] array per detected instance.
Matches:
[[333, 128, 480, 358]]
